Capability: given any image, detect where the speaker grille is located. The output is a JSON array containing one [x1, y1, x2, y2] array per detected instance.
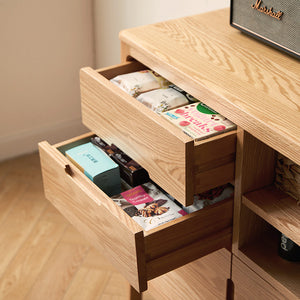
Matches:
[[231, 0, 299, 56]]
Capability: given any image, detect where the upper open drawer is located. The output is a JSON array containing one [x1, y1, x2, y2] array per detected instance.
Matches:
[[80, 61, 236, 206]]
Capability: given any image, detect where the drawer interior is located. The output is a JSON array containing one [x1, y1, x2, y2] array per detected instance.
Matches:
[[39, 133, 233, 292], [80, 60, 237, 206]]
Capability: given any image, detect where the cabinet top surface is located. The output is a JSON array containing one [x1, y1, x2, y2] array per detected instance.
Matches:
[[120, 8, 300, 164]]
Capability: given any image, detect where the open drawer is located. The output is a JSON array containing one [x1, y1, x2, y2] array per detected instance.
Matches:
[[39, 133, 233, 292], [80, 60, 237, 206]]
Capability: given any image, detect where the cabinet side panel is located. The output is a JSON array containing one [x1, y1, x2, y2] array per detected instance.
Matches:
[[233, 129, 276, 252]]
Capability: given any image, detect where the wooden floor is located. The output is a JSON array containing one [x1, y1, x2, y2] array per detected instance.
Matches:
[[0, 153, 155, 300]]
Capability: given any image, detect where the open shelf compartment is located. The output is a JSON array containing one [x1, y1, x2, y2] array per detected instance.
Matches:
[[243, 184, 300, 246], [238, 206, 300, 299]]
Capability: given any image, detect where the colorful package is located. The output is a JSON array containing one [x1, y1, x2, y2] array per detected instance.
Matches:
[[111, 182, 187, 230], [183, 184, 234, 213], [136, 87, 189, 114], [65, 142, 121, 197], [163, 102, 236, 141], [110, 70, 170, 97], [91, 136, 149, 187]]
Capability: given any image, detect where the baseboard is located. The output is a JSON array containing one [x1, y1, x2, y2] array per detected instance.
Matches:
[[0, 118, 88, 162]]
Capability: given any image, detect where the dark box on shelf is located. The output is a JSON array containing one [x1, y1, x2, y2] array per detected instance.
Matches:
[[230, 0, 300, 59]]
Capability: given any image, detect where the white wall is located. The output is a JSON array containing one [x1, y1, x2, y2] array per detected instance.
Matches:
[[94, 0, 229, 67], [0, 0, 94, 161]]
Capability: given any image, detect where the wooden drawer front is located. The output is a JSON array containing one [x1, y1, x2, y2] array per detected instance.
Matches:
[[39, 134, 233, 293], [232, 256, 285, 300], [148, 249, 231, 300], [80, 61, 237, 206]]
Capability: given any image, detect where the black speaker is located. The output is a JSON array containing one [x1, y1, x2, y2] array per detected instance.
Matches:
[[230, 0, 300, 59]]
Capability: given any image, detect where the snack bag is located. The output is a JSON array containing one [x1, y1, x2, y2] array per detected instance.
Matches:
[[136, 87, 189, 114], [110, 70, 170, 97], [184, 184, 234, 213], [163, 102, 236, 141], [111, 182, 187, 230]]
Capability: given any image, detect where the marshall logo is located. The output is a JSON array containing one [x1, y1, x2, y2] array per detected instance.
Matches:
[[251, 0, 283, 20]]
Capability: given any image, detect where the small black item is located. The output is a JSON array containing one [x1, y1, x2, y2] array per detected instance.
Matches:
[[278, 233, 300, 262], [91, 136, 149, 187]]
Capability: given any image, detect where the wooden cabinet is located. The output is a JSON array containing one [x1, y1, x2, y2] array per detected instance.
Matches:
[[39, 8, 299, 300], [116, 8, 300, 299]]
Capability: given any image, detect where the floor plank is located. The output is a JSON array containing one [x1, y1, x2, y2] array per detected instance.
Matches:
[[24, 234, 90, 300], [63, 267, 112, 300], [0, 179, 47, 280], [0, 153, 156, 300], [0, 203, 68, 299]]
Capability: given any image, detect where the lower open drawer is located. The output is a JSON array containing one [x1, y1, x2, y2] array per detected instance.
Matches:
[[39, 133, 233, 292]]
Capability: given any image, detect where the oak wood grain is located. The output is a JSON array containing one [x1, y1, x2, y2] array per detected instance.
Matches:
[[80, 63, 194, 205], [0, 153, 156, 300], [243, 185, 300, 246], [24, 236, 90, 300], [148, 249, 231, 300], [39, 134, 234, 293], [80, 62, 237, 205], [193, 130, 236, 193], [146, 227, 232, 280], [232, 256, 285, 300], [237, 227, 300, 299], [144, 198, 233, 262], [0, 203, 68, 300], [120, 9, 300, 165], [232, 129, 276, 252], [39, 141, 147, 292], [0, 179, 47, 280]]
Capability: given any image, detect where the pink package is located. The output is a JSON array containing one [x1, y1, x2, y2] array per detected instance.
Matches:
[[111, 182, 187, 231]]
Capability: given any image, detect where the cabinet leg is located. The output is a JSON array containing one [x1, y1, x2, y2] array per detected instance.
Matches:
[[129, 285, 142, 300]]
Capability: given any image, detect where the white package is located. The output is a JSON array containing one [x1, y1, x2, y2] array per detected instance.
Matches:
[[136, 87, 189, 114], [110, 70, 170, 97]]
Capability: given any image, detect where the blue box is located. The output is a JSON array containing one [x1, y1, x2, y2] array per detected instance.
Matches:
[[66, 142, 121, 196]]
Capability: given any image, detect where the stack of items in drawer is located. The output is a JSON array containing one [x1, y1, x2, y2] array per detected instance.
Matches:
[[64, 135, 234, 231], [111, 69, 236, 141]]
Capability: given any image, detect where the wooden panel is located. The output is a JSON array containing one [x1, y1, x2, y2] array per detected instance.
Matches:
[[146, 227, 232, 280], [147, 249, 231, 300], [243, 185, 300, 246], [232, 256, 285, 300], [193, 130, 236, 193], [195, 162, 235, 194], [233, 129, 276, 252], [120, 9, 300, 165], [38, 141, 147, 292], [80, 62, 194, 206], [237, 227, 300, 299], [144, 198, 233, 261], [193, 130, 237, 170]]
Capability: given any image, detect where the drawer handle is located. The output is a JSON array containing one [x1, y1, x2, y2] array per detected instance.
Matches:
[[64, 164, 74, 177]]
